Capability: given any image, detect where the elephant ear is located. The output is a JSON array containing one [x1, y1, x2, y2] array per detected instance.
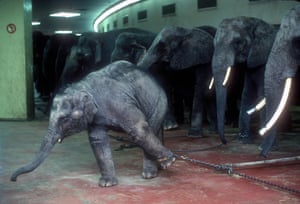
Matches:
[[94, 40, 102, 65], [73, 91, 98, 123], [130, 41, 147, 64], [247, 21, 276, 68], [169, 29, 214, 70]]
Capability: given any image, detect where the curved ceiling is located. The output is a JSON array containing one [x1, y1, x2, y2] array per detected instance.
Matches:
[[32, 0, 120, 34]]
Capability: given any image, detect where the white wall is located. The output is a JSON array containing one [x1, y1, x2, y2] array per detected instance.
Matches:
[[97, 0, 299, 33]]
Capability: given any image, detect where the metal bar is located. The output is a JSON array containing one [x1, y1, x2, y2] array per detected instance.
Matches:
[[225, 156, 300, 169]]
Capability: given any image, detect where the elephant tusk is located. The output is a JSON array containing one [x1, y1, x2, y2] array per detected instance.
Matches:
[[247, 98, 266, 115], [222, 66, 232, 86], [259, 77, 292, 136], [58, 138, 62, 143], [209, 77, 214, 90]]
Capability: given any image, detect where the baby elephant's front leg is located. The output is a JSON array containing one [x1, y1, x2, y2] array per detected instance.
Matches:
[[88, 126, 118, 187]]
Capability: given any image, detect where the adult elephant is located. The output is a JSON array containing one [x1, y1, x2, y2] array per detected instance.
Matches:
[[42, 34, 77, 97], [138, 25, 218, 137], [212, 16, 277, 144], [32, 31, 49, 99], [111, 31, 156, 63], [58, 28, 153, 87], [110, 31, 190, 130], [258, 5, 300, 157]]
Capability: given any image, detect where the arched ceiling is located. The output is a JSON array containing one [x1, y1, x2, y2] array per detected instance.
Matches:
[[32, 0, 121, 34]]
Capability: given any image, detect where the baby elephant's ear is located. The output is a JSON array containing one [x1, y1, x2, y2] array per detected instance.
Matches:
[[80, 91, 98, 123]]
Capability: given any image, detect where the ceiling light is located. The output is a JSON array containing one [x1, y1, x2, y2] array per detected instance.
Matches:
[[50, 12, 80, 18], [54, 30, 73, 34], [32, 21, 41, 26], [93, 0, 141, 32]]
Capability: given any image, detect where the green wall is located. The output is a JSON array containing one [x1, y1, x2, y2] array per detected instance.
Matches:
[[0, 0, 34, 120]]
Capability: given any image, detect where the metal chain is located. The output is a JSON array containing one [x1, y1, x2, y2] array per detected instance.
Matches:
[[232, 170, 300, 195], [175, 153, 300, 195], [110, 134, 300, 194], [175, 154, 221, 169]]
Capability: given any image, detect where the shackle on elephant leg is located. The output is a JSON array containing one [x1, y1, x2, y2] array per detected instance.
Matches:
[[259, 77, 292, 136]]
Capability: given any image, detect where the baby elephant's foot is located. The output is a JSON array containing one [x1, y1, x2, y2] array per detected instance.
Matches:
[[99, 176, 118, 187], [158, 154, 176, 169], [142, 159, 158, 179], [142, 169, 158, 179]]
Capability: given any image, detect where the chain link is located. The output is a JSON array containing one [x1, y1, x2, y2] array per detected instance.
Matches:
[[111, 135, 300, 194], [175, 153, 300, 195]]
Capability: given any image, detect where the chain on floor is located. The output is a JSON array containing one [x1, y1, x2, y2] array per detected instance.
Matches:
[[110, 134, 300, 195], [175, 154, 300, 195]]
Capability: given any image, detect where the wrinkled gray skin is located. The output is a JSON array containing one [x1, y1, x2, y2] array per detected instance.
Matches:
[[111, 31, 156, 63], [261, 5, 300, 157], [138, 25, 218, 137], [212, 16, 277, 144], [58, 28, 152, 88], [11, 61, 175, 187]]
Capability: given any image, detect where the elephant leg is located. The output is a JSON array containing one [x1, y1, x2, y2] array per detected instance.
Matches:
[[163, 76, 179, 130], [259, 128, 279, 157], [135, 123, 175, 173], [188, 69, 205, 137], [141, 104, 174, 178], [173, 91, 185, 124], [142, 152, 159, 179], [188, 91, 204, 137], [238, 67, 265, 143], [205, 94, 218, 133], [238, 73, 256, 144], [164, 108, 179, 130], [88, 126, 118, 187], [123, 107, 175, 177]]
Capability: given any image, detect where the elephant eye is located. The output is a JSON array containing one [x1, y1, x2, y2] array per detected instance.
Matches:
[[292, 37, 300, 58], [122, 45, 132, 53], [156, 42, 168, 53], [61, 100, 74, 110], [232, 38, 247, 51]]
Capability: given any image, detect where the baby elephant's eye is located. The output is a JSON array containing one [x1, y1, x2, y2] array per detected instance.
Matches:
[[61, 101, 74, 110]]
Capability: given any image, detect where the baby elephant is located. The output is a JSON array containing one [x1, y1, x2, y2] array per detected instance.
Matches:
[[11, 60, 175, 187]]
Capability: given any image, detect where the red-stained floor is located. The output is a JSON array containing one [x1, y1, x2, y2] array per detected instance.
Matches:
[[1, 109, 300, 203]]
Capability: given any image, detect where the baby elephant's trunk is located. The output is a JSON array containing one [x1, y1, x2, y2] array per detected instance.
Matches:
[[10, 134, 56, 181]]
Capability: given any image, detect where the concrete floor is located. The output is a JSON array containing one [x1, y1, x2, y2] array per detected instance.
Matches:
[[1, 107, 300, 203]]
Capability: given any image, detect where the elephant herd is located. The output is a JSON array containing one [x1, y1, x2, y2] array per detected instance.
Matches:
[[32, 5, 300, 157]]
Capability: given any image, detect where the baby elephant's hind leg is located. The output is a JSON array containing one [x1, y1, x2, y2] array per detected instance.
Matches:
[[129, 119, 176, 174]]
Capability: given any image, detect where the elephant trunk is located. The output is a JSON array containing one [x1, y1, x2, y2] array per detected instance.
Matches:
[[10, 131, 58, 181], [215, 83, 228, 144], [137, 51, 156, 71], [212, 48, 235, 144], [259, 77, 292, 157], [111, 48, 126, 62], [259, 77, 292, 136], [259, 41, 297, 156]]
